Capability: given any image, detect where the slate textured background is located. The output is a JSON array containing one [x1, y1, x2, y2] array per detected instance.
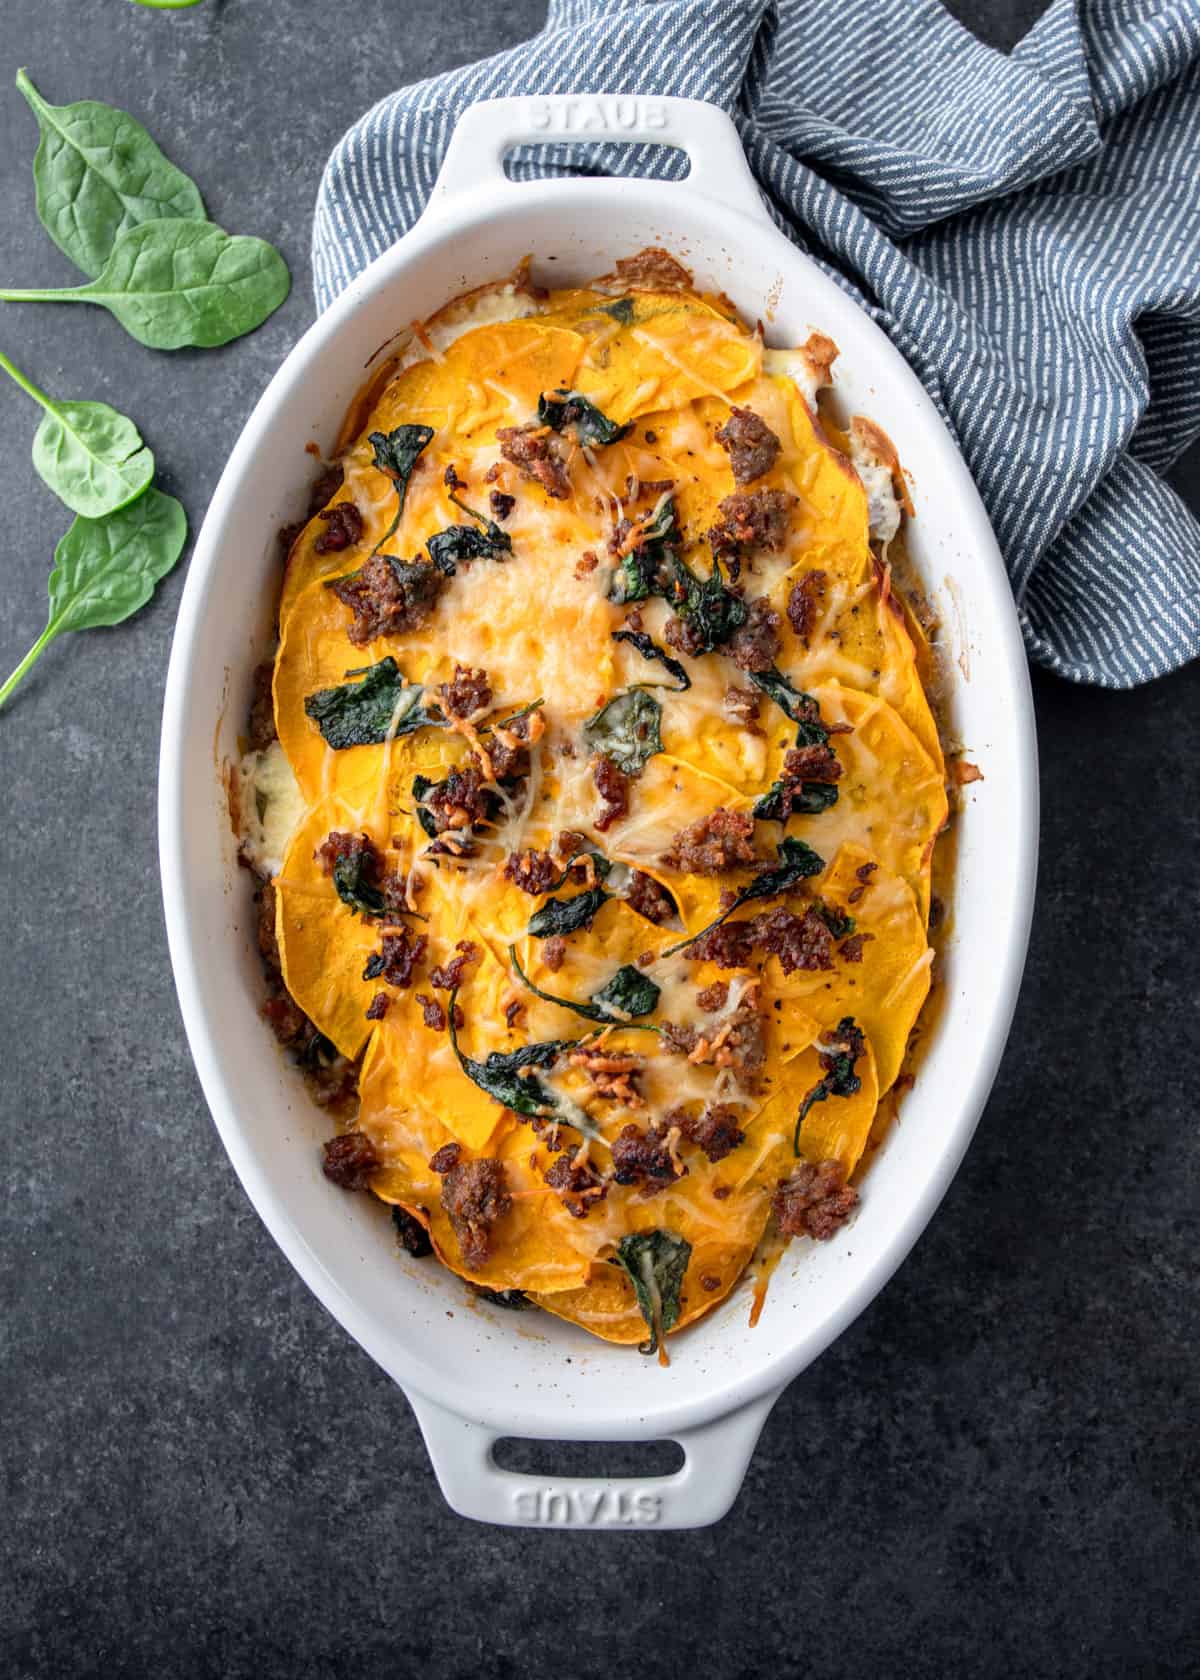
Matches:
[[1, 3, 1197, 1676]]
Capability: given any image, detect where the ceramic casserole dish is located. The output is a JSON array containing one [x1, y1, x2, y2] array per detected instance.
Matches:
[[159, 95, 1037, 1530]]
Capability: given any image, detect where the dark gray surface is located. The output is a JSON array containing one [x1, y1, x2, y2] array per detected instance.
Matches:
[[1, 4, 1196, 1676]]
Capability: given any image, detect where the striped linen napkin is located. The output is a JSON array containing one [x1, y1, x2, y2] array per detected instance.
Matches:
[[312, 0, 1200, 688]]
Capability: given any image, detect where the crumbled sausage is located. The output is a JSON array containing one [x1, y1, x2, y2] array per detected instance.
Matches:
[[671, 1102, 745, 1163], [723, 686, 762, 733], [439, 664, 492, 720], [696, 981, 729, 1012], [322, 1131, 379, 1190], [662, 614, 706, 659], [429, 940, 479, 991], [592, 754, 630, 832], [278, 463, 345, 553], [416, 992, 446, 1031], [329, 551, 447, 645], [574, 550, 599, 578], [489, 489, 516, 522], [504, 848, 561, 896], [787, 569, 828, 642], [709, 488, 796, 554], [496, 424, 571, 500], [661, 807, 759, 875], [716, 407, 781, 485], [727, 596, 782, 673], [255, 879, 282, 977], [772, 1159, 859, 1240], [440, 1158, 512, 1266], [783, 742, 843, 784], [686, 906, 835, 975], [625, 869, 678, 926], [392, 1205, 433, 1257], [543, 1152, 609, 1217], [610, 1123, 686, 1189], [542, 936, 567, 973], [422, 761, 493, 834], [365, 992, 390, 1020], [314, 501, 364, 554], [838, 933, 868, 962], [429, 1143, 461, 1174], [316, 831, 411, 919], [364, 925, 427, 988], [246, 662, 277, 751]]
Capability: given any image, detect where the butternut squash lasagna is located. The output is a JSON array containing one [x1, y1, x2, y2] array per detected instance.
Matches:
[[236, 249, 948, 1358]]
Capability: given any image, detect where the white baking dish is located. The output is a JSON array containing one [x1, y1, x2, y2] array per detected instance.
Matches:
[[159, 95, 1037, 1530]]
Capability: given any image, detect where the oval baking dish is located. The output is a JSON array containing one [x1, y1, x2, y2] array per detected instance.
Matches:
[[159, 95, 1037, 1530]]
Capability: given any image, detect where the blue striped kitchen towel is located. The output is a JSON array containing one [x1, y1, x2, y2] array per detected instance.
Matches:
[[312, 0, 1200, 688]]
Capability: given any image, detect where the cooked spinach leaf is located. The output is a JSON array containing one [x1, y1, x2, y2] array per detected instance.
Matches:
[[369, 424, 434, 548], [754, 779, 839, 821], [304, 656, 443, 750], [528, 885, 611, 939], [0, 349, 153, 519], [410, 773, 438, 839], [331, 851, 386, 918], [509, 946, 660, 1026], [585, 687, 662, 776], [599, 297, 635, 325], [427, 489, 513, 571], [608, 496, 681, 605], [666, 550, 748, 653], [614, 1230, 692, 1357], [794, 1017, 865, 1153], [612, 627, 690, 691], [536, 388, 632, 447], [0, 489, 186, 710], [813, 902, 856, 939], [15, 68, 206, 280], [750, 673, 842, 822], [662, 835, 826, 958], [0, 219, 290, 350], [749, 666, 822, 729], [447, 993, 600, 1138]]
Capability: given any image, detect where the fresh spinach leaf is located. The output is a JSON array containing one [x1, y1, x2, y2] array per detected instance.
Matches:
[[613, 1230, 692, 1357], [0, 488, 186, 709], [599, 297, 635, 324], [0, 349, 153, 518], [0, 218, 290, 349], [304, 656, 443, 750], [528, 885, 611, 939], [585, 687, 662, 776], [331, 851, 386, 919], [793, 1017, 865, 1153], [509, 946, 660, 1026], [14, 68, 206, 280], [536, 388, 631, 447], [612, 627, 690, 691], [661, 835, 826, 958]]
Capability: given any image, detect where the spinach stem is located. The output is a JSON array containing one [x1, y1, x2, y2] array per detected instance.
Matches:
[[0, 623, 57, 709], [0, 349, 54, 415], [0, 287, 84, 305]]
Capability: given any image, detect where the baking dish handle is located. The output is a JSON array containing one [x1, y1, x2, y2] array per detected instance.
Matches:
[[425, 94, 769, 225], [407, 1386, 782, 1530]]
